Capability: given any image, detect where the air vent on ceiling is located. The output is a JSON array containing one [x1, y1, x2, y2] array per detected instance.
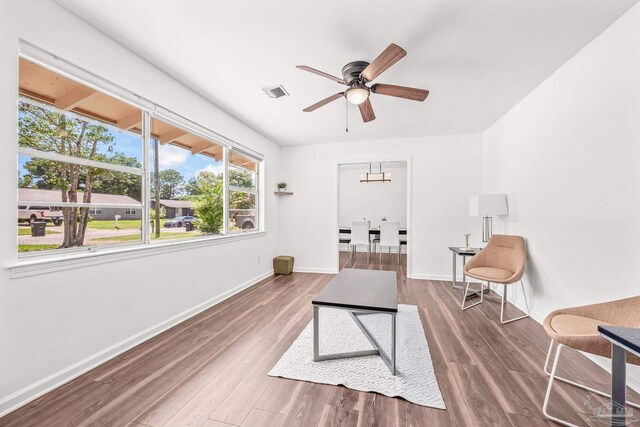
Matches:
[[262, 85, 289, 99]]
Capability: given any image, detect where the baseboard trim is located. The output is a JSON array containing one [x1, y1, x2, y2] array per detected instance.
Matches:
[[293, 267, 339, 274], [0, 269, 274, 418], [409, 273, 479, 282]]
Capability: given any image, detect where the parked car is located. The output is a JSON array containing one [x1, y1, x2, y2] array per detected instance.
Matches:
[[163, 216, 199, 228], [18, 205, 64, 225]]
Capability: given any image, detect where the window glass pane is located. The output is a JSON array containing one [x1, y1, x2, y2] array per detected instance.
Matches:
[[229, 166, 256, 191], [150, 117, 224, 241], [19, 59, 143, 168], [19, 155, 142, 203], [229, 150, 257, 172], [19, 101, 143, 168], [18, 205, 142, 253], [229, 191, 257, 232]]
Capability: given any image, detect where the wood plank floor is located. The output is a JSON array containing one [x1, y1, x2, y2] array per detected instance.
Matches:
[[2, 252, 637, 426]]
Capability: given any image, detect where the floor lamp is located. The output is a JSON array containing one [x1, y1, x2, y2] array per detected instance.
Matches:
[[469, 194, 509, 242]]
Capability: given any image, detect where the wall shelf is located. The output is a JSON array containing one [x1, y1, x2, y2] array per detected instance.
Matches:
[[274, 191, 293, 196]]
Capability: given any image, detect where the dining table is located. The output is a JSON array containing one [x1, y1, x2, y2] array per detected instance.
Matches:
[[339, 227, 407, 237]]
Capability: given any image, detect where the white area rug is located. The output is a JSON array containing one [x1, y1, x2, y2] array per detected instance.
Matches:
[[268, 304, 445, 409]]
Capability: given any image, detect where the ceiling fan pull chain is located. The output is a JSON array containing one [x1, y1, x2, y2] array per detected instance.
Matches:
[[345, 100, 349, 132]]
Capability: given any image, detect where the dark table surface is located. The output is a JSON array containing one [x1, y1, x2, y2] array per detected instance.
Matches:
[[449, 246, 482, 255], [312, 269, 398, 313], [599, 326, 640, 356]]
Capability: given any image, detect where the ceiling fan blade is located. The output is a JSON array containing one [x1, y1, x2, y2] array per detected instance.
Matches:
[[303, 92, 345, 112], [371, 83, 429, 101], [361, 43, 407, 82], [358, 98, 376, 123], [296, 65, 346, 84]]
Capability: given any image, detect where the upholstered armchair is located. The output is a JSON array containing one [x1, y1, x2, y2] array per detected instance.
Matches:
[[542, 296, 640, 426], [460, 234, 530, 324]]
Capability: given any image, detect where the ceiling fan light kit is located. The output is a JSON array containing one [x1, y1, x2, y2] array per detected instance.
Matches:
[[297, 43, 429, 124], [345, 85, 370, 105]]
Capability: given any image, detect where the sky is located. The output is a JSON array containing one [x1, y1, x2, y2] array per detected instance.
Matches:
[[155, 143, 223, 180]]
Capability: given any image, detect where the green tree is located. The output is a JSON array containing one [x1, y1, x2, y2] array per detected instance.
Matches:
[[23, 154, 142, 201], [193, 176, 223, 234], [184, 170, 218, 196], [229, 168, 255, 210], [92, 154, 142, 201], [151, 169, 184, 199], [229, 168, 254, 189], [18, 101, 120, 248]]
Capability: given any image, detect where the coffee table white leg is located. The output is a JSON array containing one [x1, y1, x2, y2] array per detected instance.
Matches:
[[313, 305, 319, 362]]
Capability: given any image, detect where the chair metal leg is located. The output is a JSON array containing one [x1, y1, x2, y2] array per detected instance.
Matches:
[[542, 339, 640, 427], [500, 280, 530, 324], [461, 279, 484, 310], [543, 343, 577, 426]]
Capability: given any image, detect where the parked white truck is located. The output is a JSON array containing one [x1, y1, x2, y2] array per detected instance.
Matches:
[[18, 205, 63, 225]]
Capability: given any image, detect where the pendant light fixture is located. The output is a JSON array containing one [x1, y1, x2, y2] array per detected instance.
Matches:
[[360, 162, 391, 183]]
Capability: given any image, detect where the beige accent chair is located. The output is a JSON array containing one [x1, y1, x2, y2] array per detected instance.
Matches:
[[542, 296, 640, 426], [460, 234, 530, 324]]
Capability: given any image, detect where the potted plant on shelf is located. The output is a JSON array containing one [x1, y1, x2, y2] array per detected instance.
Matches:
[[277, 182, 287, 192]]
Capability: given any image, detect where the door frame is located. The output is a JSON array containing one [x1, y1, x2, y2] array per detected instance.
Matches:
[[335, 156, 413, 277]]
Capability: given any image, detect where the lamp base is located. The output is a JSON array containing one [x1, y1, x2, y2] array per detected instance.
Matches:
[[482, 216, 493, 242]]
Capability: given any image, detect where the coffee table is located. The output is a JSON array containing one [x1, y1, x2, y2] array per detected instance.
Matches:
[[312, 268, 398, 375]]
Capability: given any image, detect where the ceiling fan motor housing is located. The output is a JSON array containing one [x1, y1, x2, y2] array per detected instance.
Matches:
[[342, 61, 370, 85]]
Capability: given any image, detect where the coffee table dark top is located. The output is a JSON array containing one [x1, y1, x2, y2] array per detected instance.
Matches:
[[312, 269, 398, 313], [599, 326, 640, 357]]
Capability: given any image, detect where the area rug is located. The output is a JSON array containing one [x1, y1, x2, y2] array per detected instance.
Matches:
[[268, 304, 445, 409]]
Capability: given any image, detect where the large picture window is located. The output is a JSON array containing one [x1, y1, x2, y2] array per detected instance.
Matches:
[[17, 56, 262, 257]]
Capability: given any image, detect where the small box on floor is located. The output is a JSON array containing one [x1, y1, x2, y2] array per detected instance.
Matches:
[[273, 256, 294, 275]]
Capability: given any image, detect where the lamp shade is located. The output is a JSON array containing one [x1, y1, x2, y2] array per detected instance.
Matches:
[[469, 194, 509, 216]]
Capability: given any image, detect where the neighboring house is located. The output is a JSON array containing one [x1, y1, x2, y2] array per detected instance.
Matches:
[[152, 199, 195, 218], [18, 188, 142, 220]]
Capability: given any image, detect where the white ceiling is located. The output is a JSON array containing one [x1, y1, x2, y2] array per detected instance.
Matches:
[[55, 0, 637, 146]]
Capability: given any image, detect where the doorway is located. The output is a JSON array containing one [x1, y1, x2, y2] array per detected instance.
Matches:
[[337, 161, 409, 274]]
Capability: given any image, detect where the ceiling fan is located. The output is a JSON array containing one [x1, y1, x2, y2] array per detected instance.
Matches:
[[297, 43, 429, 123]]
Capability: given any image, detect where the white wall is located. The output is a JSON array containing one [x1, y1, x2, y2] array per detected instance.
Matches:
[[279, 134, 484, 277], [483, 2, 640, 385], [339, 163, 407, 229], [0, 0, 280, 416]]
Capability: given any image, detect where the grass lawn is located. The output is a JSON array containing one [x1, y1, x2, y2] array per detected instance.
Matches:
[[87, 219, 167, 230], [91, 231, 203, 243], [18, 244, 59, 252], [18, 227, 60, 236], [86, 219, 147, 230]]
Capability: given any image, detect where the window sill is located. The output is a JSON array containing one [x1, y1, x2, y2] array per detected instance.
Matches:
[[6, 230, 267, 279]]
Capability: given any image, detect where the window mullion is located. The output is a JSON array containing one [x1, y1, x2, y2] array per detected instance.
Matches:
[[141, 111, 151, 244], [18, 147, 143, 176], [223, 146, 229, 235]]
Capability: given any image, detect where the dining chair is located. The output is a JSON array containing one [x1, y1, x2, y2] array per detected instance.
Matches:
[[378, 221, 401, 262], [350, 220, 371, 259]]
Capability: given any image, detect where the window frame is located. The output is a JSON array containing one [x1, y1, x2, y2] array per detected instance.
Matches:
[[15, 45, 264, 266], [227, 158, 259, 234]]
